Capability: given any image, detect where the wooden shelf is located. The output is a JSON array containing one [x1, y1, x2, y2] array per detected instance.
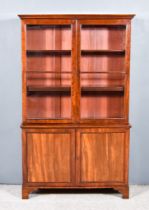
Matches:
[[26, 71, 71, 74], [27, 86, 124, 92], [81, 49, 125, 55], [26, 71, 125, 74], [27, 50, 71, 55], [82, 86, 124, 92], [80, 71, 126, 74], [27, 86, 71, 92], [27, 25, 71, 29], [81, 25, 126, 29]]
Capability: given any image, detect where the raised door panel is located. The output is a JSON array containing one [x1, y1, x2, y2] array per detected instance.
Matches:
[[26, 129, 75, 183], [76, 129, 129, 184]]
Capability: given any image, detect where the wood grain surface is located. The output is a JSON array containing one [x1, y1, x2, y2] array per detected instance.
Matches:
[[27, 132, 73, 183]]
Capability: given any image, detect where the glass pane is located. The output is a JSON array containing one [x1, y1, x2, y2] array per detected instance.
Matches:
[[26, 25, 72, 119], [27, 25, 72, 50], [81, 25, 126, 50], [80, 72, 125, 119], [81, 54, 125, 73], [80, 25, 126, 119]]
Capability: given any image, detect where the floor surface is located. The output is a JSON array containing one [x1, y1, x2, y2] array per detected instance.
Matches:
[[0, 185, 149, 210]]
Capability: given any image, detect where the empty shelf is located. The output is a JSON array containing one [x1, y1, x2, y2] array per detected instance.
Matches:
[[27, 50, 71, 55], [27, 86, 71, 92], [27, 86, 124, 92], [81, 50, 125, 55], [81, 86, 124, 92]]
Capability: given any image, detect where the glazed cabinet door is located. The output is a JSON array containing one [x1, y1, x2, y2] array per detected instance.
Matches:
[[22, 19, 77, 123], [23, 129, 75, 185], [76, 19, 130, 124], [76, 128, 129, 185]]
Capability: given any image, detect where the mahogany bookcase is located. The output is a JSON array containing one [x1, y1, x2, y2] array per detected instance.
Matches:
[[19, 14, 135, 199]]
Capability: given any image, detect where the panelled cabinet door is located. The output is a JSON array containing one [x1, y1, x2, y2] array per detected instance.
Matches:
[[76, 128, 129, 185], [26, 129, 75, 184]]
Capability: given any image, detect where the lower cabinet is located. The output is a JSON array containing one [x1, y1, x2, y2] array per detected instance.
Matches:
[[22, 127, 129, 198]]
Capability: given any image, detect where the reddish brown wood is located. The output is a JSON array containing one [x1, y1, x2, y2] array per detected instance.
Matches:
[[18, 14, 135, 20], [22, 186, 38, 199], [22, 185, 129, 199], [114, 186, 129, 198], [19, 14, 134, 199], [76, 128, 128, 184], [27, 130, 75, 183]]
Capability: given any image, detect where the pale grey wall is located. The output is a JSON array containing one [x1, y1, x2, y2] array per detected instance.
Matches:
[[0, 0, 149, 184]]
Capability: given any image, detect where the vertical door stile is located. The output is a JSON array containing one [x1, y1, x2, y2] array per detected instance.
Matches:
[[71, 20, 75, 122], [22, 22, 27, 122], [75, 19, 81, 183], [124, 22, 131, 122], [71, 20, 77, 122], [75, 19, 81, 122], [76, 129, 81, 184]]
